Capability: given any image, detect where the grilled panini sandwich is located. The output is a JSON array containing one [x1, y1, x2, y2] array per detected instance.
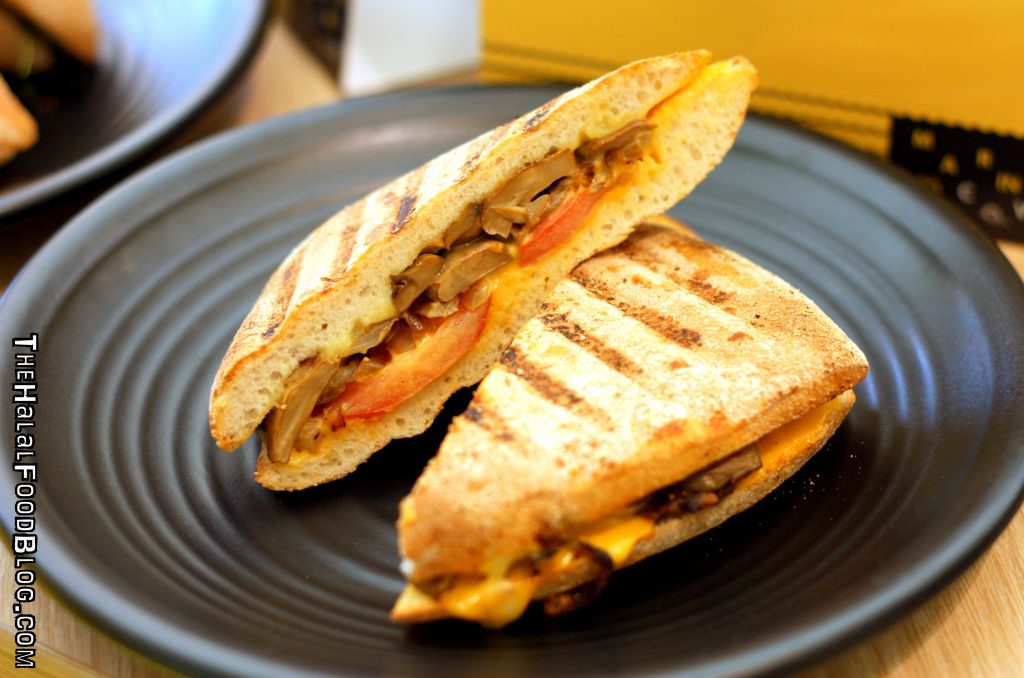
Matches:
[[209, 52, 758, 490], [393, 219, 869, 626]]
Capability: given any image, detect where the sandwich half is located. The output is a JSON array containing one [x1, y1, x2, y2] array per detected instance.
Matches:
[[393, 218, 869, 626], [209, 52, 758, 490]]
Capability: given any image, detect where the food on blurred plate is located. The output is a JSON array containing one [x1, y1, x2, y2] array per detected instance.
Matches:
[[1, 0, 97, 64], [0, 74, 37, 164], [0, 0, 98, 165], [209, 52, 758, 490], [0, 6, 56, 75], [393, 218, 869, 626]]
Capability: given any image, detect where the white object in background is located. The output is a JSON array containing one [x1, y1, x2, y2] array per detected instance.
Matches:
[[341, 0, 480, 96]]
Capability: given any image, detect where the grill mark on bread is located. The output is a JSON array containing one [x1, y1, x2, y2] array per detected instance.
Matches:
[[499, 347, 611, 423], [618, 240, 734, 306], [332, 198, 366, 277], [249, 246, 306, 340], [463, 403, 517, 442], [460, 148, 484, 175], [661, 235, 751, 284], [571, 272, 703, 349], [522, 100, 555, 132], [458, 123, 512, 178], [363, 170, 427, 246], [391, 194, 418, 234], [536, 310, 648, 381], [484, 122, 514, 151], [684, 276, 731, 305]]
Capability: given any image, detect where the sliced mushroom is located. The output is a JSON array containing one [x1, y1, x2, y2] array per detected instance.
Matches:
[[405, 313, 435, 345], [542, 543, 613, 616], [415, 297, 459, 318], [442, 202, 483, 248], [524, 193, 553, 226], [352, 354, 388, 381], [385, 321, 418, 356], [344, 318, 397, 358], [317, 359, 358, 404], [482, 149, 576, 237], [642, 485, 719, 523], [683, 443, 762, 492], [265, 358, 340, 463], [417, 574, 470, 599], [462, 277, 492, 310], [489, 205, 529, 223], [607, 139, 645, 167], [393, 254, 444, 314], [429, 240, 512, 302], [577, 120, 656, 162], [296, 416, 324, 451]]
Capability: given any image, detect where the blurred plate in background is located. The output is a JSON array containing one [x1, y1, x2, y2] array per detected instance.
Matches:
[[0, 0, 268, 217]]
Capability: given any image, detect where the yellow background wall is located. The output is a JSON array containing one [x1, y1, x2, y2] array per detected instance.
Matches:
[[482, 0, 1022, 156]]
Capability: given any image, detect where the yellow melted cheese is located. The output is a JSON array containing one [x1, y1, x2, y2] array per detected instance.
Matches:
[[758, 396, 840, 460], [323, 295, 397, 360], [417, 557, 539, 628], [407, 516, 654, 627], [438, 573, 538, 628], [406, 393, 849, 626], [575, 515, 656, 566]]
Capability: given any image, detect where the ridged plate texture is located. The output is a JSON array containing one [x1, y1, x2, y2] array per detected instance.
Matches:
[[1, 88, 1023, 677], [0, 0, 267, 216]]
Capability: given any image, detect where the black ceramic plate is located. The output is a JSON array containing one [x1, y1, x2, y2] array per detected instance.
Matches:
[[2, 88, 1024, 677], [0, 0, 267, 216]]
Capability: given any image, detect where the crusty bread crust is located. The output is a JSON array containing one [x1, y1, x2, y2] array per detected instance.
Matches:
[[210, 52, 758, 489], [392, 389, 856, 623], [398, 224, 869, 582]]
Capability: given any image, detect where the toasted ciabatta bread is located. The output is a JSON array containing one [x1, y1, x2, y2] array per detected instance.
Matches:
[[393, 221, 869, 625], [1, 0, 98, 64], [0, 74, 36, 164], [210, 53, 758, 490]]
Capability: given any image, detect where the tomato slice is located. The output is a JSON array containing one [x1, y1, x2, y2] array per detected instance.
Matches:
[[325, 298, 491, 422], [518, 188, 606, 266]]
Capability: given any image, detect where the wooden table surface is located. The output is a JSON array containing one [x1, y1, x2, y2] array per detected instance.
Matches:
[[2, 16, 1023, 678]]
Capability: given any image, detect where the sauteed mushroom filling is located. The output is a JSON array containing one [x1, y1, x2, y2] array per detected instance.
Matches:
[[263, 120, 658, 461], [408, 444, 763, 617]]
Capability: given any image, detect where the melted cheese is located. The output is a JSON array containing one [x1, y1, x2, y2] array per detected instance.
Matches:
[[407, 393, 849, 625], [437, 573, 538, 628], [758, 396, 842, 458], [739, 393, 851, 494], [324, 295, 397, 359], [575, 515, 656, 566], [419, 561, 540, 630], [410, 516, 654, 627]]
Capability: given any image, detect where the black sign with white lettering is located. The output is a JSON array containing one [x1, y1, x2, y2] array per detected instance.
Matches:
[[890, 117, 1024, 241]]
